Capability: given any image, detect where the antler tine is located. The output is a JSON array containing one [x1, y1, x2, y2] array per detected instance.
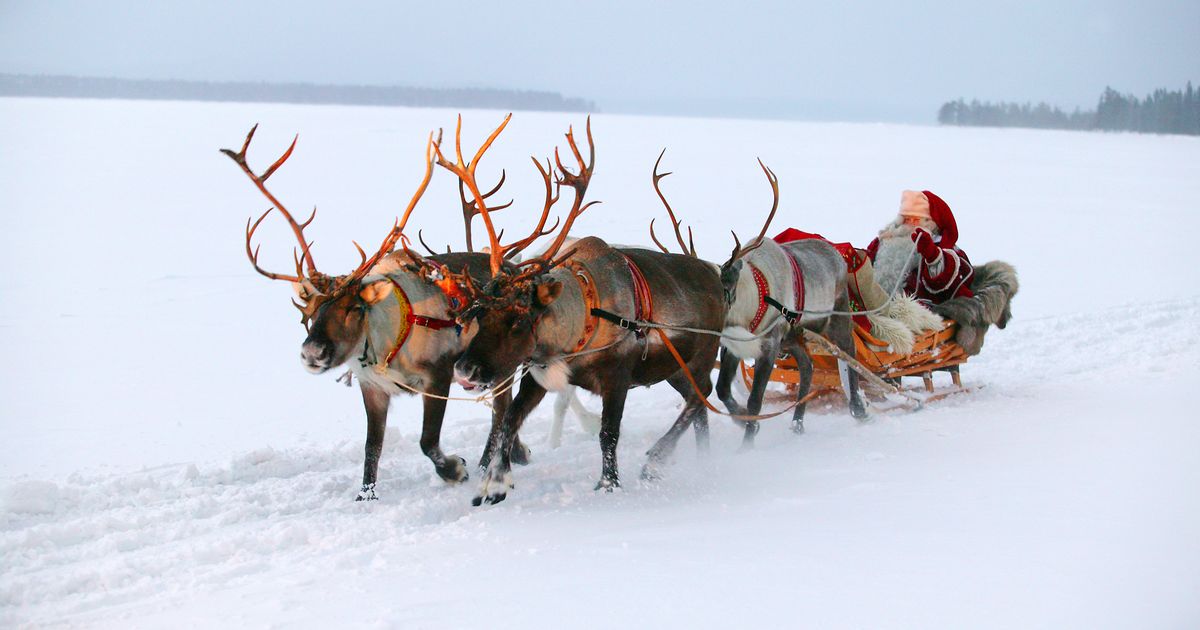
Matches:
[[727, 158, 781, 263], [459, 170, 512, 252], [539, 117, 598, 263], [648, 218, 671, 254], [417, 229, 442, 256], [747, 158, 780, 249], [432, 114, 514, 275], [728, 230, 744, 264], [345, 131, 438, 285], [244, 208, 304, 283], [650, 148, 694, 256], [222, 126, 318, 278], [497, 156, 564, 261]]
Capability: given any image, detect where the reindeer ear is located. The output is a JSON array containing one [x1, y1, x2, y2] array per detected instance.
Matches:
[[293, 282, 312, 302], [535, 281, 563, 307], [359, 280, 393, 305]]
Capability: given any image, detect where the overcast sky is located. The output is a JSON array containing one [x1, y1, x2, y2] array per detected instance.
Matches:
[[1, 1, 1196, 122]]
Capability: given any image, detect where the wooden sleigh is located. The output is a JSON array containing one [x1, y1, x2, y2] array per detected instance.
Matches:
[[739, 320, 974, 411]]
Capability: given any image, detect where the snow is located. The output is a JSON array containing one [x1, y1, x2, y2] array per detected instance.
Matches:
[[1, 97, 1199, 628]]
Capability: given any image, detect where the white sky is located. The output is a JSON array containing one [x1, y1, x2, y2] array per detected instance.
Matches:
[[1, 1, 1196, 122]]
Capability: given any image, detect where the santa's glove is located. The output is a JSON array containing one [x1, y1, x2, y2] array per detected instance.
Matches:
[[910, 228, 941, 263]]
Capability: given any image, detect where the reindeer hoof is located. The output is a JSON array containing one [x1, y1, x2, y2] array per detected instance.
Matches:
[[595, 477, 620, 492], [472, 469, 513, 506], [436, 456, 469, 484], [791, 419, 806, 434], [509, 442, 531, 466], [851, 405, 871, 422], [355, 484, 379, 502]]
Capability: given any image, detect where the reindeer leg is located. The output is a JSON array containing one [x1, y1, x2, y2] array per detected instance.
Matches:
[[548, 389, 570, 449], [642, 371, 709, 481], [715, 346, 747, 415], [596, 380, 630, 491], [357, 383, 390, 501], [478, 379, 513, 470], [419, 367, 468, 484], [474, 373, 547, 506], [830, 310, 869, 420], [740, 334, 783, 450], [782, 335, 814, 434]]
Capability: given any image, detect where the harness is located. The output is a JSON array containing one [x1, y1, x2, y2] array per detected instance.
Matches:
[[748, 264, 771, 332], [590, 254, 653, 339], [763, 254, 806, 324], [564, 259, 601, 354], [375, 276, 460, 371]]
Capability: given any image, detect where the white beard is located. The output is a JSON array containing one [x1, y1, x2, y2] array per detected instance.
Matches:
[[874, 232, 918, 297]]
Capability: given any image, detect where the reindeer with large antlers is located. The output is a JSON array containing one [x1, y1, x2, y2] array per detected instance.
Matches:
[[650, 152, 868, 447], [222, 124, 537, 501], [426, 117, 726, 504]]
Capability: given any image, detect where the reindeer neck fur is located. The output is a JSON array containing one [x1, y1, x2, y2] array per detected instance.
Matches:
[[873, 225, 920, 297], [525, 266, 587, 391], [351, 270, 461, 396], [722, 240, 793, 357], [530, 266, 588, 361]]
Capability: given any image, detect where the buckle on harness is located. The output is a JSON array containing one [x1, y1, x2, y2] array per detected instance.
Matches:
[[764, 295, 800, 324]]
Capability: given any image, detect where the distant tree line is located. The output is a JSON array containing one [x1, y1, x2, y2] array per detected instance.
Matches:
[[0, 74, 595, 113], [938, 83, 1199, 135]]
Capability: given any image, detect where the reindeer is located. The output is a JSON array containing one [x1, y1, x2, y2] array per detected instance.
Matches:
[[416, 116, 726, 505], [650, 153, 868, 445], [221, 125, 536, 501]]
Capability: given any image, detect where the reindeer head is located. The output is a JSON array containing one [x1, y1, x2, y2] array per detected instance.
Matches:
[[222, 125, 436, 374], [425, 116, 595, 390]]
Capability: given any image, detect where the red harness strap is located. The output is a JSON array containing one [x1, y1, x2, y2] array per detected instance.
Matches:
[[786, 253, 805, 313], [623, 254, 653, 324], [748, 263, 771, 332]]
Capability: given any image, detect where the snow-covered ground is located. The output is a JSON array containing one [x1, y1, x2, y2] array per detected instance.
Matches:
[[1, 98, 1198, 628]]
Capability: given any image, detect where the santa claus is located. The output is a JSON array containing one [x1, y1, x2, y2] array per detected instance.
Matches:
[[866, 190, 974, 304]]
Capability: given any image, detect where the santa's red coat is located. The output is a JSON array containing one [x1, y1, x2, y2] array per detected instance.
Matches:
[[866, 237, 974, 303]]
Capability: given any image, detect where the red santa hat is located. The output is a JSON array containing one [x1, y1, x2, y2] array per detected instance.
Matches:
[[921, 190, 958, 249], [898, 190, 959, 249]]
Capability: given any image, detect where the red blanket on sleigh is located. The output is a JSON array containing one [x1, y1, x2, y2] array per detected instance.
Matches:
[[774, 228, 871, 328], [774, 228, 866, 272]]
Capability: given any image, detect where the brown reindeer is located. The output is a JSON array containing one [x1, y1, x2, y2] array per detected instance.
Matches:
[[221, 125, 533, 501], [422, 117, 726, 505]]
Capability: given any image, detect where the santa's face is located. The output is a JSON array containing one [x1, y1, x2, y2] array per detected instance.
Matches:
[[879, 214, 938, 240]]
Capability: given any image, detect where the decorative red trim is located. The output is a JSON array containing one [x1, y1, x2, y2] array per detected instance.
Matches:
[[379, 277, 459, 369], [786, 254, 805, 313], [624, 255, 653, 322], [748, 263, 770, 332]]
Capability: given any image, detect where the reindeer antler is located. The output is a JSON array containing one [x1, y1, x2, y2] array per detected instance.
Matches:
[[223, 125, 438, 327], [727, 158, 780, 263], [647, 148, 696, 256], [431, 114, 514, 275], [342, 131, 438, 286], [222, 125, 319, 285], [460, 171, 512, 252], [532, 117, 598, 265]]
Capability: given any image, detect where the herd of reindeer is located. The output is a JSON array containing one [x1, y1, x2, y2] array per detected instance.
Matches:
[[222, 114, 1016, 506]]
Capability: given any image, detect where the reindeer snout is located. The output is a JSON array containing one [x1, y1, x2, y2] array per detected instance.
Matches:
[[454, 359, 488, 390], [301, 341, 334, 373]]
